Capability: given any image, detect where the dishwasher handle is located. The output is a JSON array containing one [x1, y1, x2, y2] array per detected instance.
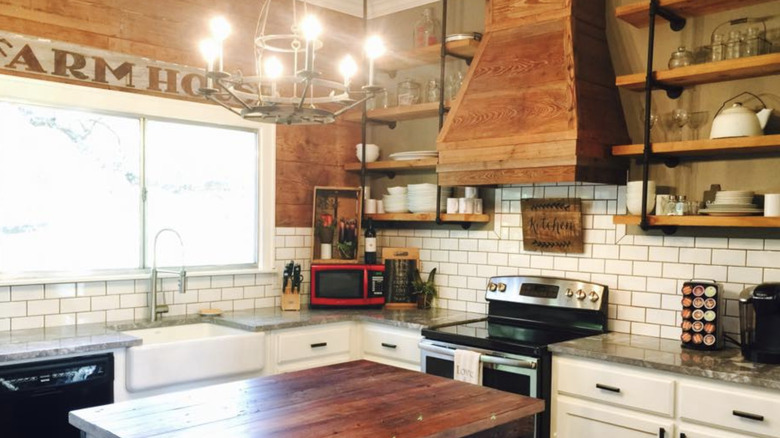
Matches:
[[418, 342, 537, 369]]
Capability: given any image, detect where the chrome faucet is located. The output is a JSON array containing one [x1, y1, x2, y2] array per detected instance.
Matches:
[[150, 228, 186, 322]]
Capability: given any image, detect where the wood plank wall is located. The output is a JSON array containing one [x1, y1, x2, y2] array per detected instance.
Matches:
[[0, 0, 362, 227]]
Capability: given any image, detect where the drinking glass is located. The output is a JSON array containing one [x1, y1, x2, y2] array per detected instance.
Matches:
[[671, 109, 689, 141], [640, 109, 659, 142], [687, 111, 709, 140]]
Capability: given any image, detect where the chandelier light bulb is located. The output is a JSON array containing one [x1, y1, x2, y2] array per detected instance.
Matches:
[[339, 55, 358, 84], [199, 39, 219, 64], [209, 16, 232, 41], [301, 15, 323, 41], [264, 57, 284, 79], [365, 35, 386, 60]]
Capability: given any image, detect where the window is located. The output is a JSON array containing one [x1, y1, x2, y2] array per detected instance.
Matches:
[[0, 75, 275, 280]]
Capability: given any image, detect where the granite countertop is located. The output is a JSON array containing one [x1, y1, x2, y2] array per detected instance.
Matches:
[[0, 308, 483, 363], [549, 332, 780, 391]]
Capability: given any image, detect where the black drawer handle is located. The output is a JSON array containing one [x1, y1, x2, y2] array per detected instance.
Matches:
[[733, 410, 764, 422], [381, 343, 397, 349], [310, 342, 327, 348], [596, 383, 621, 393], [680, 434, 686, 438], [658, 427, 665, 438]]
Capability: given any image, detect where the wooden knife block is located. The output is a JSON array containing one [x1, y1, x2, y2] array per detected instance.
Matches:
[[281, 284, 300, 311]]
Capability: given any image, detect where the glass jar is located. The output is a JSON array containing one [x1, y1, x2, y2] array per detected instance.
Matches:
[[397, 78, 421, 106], [425, 78, 440, 103], [675, 195, 689, 216], [725, 30, 742, 59], [744, 27, 761, 57], [413, 7, 440, 48], [710, 33, 724, 62], [665, 195, 678, 215], [668, 46, 694, 69]]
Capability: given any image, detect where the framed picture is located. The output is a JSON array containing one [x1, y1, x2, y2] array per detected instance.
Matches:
[[311, 186, 362, 264]]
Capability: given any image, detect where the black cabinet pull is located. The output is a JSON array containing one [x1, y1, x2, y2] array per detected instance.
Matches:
[[733, 410, 764, 422], [680, 434, 686, 438], [310, 342, 327, 348], [381, 342, 397, 349], [596, 383, 621, 393], [658, 427, 665, 438]]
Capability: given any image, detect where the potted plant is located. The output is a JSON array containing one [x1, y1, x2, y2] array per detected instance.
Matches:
[[412, 267, 437, 310], [316, 214, 335, 259]]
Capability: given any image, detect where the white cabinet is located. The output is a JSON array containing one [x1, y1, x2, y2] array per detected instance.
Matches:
[[360, 323, 422, 371], [552, 355, 780, 438], [556, 396, 673, 438], [267, 322, 359, 374]]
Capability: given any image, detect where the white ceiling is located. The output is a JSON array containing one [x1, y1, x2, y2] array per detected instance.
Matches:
[[305, 0, 437, 19]]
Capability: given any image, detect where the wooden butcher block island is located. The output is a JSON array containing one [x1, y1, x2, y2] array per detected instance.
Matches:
[[70, 360, 543, 437]]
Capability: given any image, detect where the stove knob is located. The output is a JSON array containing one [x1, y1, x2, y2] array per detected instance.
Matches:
[[498, 283, 507, 292], [565, 288, 574, 298], [576, 289, 586, 300], [589, 291, 599, 303], [488, 282, 498, 292]]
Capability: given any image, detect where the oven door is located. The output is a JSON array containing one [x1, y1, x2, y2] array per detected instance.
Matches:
[[418, 339, 539, 398]]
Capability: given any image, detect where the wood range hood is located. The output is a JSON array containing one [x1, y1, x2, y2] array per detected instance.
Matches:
[[436, 0, 630, 187]]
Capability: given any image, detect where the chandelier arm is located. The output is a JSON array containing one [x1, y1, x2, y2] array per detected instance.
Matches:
[[332, 94, 374, 117], [205, 94, 245, 117], [216, 79, 255, 111], [297, 79, 312, 109]]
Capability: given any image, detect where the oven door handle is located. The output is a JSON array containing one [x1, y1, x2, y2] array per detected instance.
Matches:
[[418, 342, 537, 369]]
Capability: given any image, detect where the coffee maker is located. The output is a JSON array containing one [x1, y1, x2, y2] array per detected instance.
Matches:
[[739, 283, 780, 364]]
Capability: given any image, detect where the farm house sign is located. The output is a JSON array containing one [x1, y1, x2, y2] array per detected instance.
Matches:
[[0, 31, 238, 101]]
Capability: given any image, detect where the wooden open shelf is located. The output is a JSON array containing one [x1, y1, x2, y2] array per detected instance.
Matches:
[[617, 53, 780, 91], [367, 213, 490, 223], [342, 101, 448, 123], [344, 158, 438, 173], [615, 0, 777, 28], [612, 134, 780, 157], [376, 39, 480, 72], [614, 215, 780, 228]]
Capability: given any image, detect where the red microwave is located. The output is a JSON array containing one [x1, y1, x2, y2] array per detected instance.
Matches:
[[310, 264, 385, 308]]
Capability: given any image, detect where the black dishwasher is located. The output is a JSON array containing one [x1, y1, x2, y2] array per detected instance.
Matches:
[[0, 353, 114, 438]]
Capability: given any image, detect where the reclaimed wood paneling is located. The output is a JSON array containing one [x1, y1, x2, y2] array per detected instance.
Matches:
[[0, 0, 364, 228]]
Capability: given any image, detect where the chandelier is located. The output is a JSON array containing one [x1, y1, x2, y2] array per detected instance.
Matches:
[[197, 0, 386, 125]]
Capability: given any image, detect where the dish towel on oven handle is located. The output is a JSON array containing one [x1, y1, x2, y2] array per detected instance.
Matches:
[[454, 349, 482, 385]]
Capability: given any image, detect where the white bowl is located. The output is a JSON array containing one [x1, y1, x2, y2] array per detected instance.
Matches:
[[387, 186, 407, 195], [626, 184, 656, 215], [356, 143, 380, 163]]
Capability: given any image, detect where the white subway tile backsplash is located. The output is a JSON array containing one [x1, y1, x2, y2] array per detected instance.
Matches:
[[619, 276, 647, 292], [620, 246, 648, 261], [679, 248, 711, 264], [0, 302, 26, 318], [120, 294, 146, 308], [0, 287, 9, 302], [712, 249, 746, 266], [107, 309, 134, 322], [45, 313, 76, 327], [487, 253, 508, 267], [618, 305, 645, 322], [631, 322, 660, 337], [632, 292, 660, 308], [605, 260, 632, 275], [530, 256, 554, 270], [746, 251, 780, 268], [695, 237, 729, 249], [12, 316, 43, 330], [694, 264, 728, 282], [646, 278, 677, 294], [579, 259, 605, 274], [609, 319, 631, 333], [12, 285, 44, 301], [663, 263, 694, 280], [77, 311, 106, 325], [663, 236, 695, 247], [45, 283, 76, 299], [633, 261, 662, 277], [28, 300, 59, 316], [766, 269, 780, 282], [633, 235, 664, 247], [728, 267, 763, 284], [77, 282, 106, 297], [729, 239, 764, 250]]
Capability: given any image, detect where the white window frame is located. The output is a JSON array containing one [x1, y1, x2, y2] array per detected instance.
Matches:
[[0, 74, 276, 285]]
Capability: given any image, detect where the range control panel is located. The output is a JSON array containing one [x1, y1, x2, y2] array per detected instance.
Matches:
[[485, 275, 608, 311]]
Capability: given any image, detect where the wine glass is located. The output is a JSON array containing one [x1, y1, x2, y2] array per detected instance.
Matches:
[[671, 109, 689, 141], [639, 109, 659, 142], [660, 112, 677, 141], [687, 111, 709, 140]]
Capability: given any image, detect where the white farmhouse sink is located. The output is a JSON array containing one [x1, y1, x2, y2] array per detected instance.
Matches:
[[122, 323, 265, 393]]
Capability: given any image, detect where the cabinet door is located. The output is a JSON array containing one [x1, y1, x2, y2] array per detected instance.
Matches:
[[273, 323, 355, 373], [679, 423, 763, 438], [555, 396, 673, 438], [361, 323, 421, 370]]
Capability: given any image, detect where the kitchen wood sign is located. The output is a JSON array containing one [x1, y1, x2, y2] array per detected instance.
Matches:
[[521, 198, 583, 253]]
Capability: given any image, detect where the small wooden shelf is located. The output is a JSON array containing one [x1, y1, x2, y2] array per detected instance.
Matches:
[[367, 213, 490, 223], [612, 134, 780, 157], [616, 0, 777, 28], [614, 215, 780, 227], [376, 39, 480, 72], [616, 53, 780, 91], [342, 101, 447, 123], [344, 158, 438, 173]]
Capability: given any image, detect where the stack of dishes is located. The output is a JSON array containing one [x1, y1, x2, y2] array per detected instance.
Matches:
[[407, 184, 451, 213], [700, 190, 762, 216], [389, 150, 438, 161], [383, 186, 408, 213]]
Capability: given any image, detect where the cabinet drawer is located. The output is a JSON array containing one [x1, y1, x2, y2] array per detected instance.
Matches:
[[362, 325, 421, 365], [276, 325, 352, 365], [679, 381, 780, 437], [555, 357, 675, 417]]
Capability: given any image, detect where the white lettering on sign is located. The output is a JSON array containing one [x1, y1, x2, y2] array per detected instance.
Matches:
[[0, 31, 243, 102]]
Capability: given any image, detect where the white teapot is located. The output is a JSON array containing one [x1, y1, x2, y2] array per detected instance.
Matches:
[[710, 93, 773, 139]]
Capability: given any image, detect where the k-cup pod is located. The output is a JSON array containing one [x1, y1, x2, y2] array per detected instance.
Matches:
[[766, 194, 780, 217], [446, 198, 459, 214], [365, 199, 377, 214]]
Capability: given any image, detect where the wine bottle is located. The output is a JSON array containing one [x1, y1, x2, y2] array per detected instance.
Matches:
[[364, 218, 377, 264]]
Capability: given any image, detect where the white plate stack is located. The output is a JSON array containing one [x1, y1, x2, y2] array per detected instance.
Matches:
[[407, 184, 451, 213], [700, 191, 762, 216], [383, 187, 408, 213]]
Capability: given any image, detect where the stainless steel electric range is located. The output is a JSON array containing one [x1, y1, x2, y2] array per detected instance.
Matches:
[[419, 276, 609, 438]]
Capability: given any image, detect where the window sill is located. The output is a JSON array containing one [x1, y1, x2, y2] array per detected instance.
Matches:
[[0, 267, 277, 287]]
